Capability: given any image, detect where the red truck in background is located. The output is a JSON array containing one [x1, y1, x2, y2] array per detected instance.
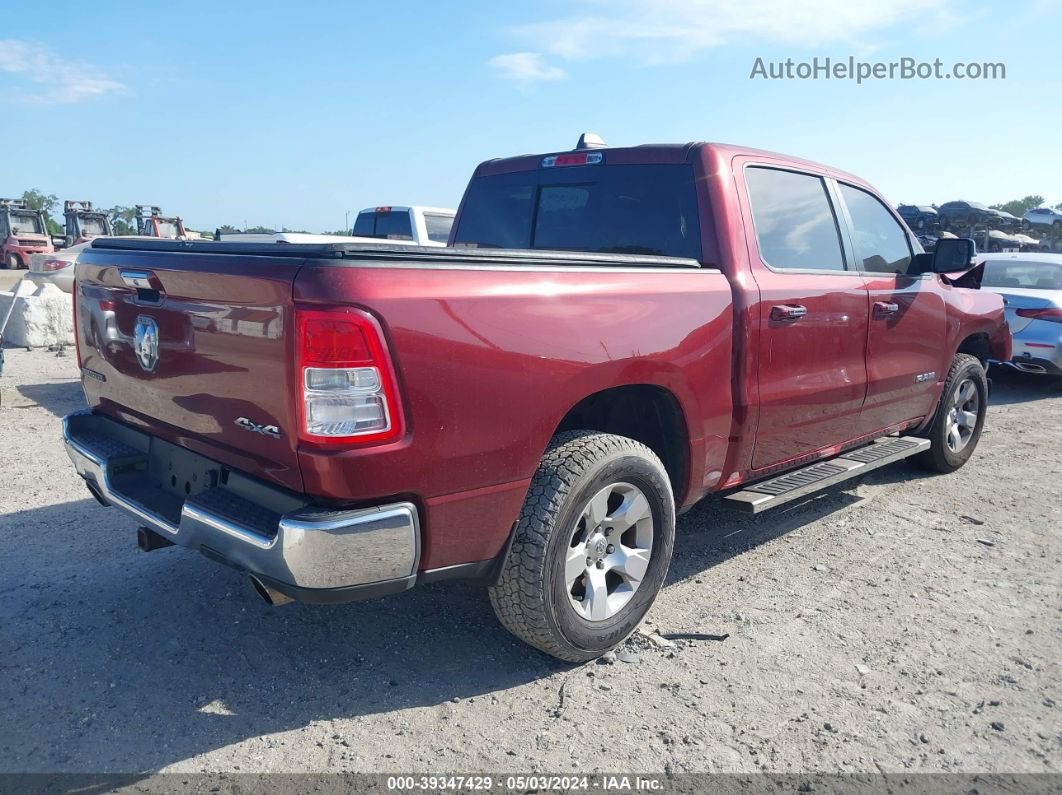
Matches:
[[1, 198, 54, 269], [64, 137, 1010, 662]]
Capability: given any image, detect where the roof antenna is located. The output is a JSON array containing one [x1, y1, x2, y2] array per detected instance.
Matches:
[[576, 132, 607, 150]]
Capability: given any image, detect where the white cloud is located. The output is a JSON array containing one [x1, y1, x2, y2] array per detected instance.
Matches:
[[0, 39, 127, 103], [502, 0, 952, 67], [489, 52, 568, 84]]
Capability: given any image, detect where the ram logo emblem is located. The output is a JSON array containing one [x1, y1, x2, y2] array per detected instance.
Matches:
[[133, 316, 159, 373]]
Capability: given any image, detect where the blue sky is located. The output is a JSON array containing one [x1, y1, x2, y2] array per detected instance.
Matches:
[[1, 0, 1059, 232]]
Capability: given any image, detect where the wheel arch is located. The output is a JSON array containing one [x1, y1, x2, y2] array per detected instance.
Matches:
[[956, 332, 992, 367], [551, 383, 691, 504]]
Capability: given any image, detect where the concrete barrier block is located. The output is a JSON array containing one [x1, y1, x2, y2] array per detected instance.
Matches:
[[0, 281, 75, 348]]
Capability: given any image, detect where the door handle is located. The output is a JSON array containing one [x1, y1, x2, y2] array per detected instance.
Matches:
[[874, 301, 899, 316], [770, 304, 807, 322]]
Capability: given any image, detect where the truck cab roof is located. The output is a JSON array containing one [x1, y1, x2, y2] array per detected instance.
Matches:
[[475, 141, 870, 190]]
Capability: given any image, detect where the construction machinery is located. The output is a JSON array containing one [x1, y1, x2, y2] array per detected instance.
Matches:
[[1, 198, 54, 269], [134, 205, 187, 239], [64, 201, 113, 245]]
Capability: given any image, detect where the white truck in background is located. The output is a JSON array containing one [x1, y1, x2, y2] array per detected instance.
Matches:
[[217, 206, 455, 246]]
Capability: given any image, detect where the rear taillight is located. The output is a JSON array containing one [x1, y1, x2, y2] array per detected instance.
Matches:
[[1016, 308, 1062, 323], [39, 258, 69, 272], [295, 308, 404, 445]]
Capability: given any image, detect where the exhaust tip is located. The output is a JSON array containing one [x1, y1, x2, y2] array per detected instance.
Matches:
[[1013, 362, 1047, 374], [249, 576, 295, 607]]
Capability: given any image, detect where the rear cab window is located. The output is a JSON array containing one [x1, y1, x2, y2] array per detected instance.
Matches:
[[352, 209, 414, 240], [452, 163, 702, 260]]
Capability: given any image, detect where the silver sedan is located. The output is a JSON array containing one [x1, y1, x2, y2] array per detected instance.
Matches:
[[978, 253, 1062, 384], [28, 242, 88, 293]]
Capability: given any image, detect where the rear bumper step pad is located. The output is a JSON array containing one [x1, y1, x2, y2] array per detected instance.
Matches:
[[724, 436, 929, 513]]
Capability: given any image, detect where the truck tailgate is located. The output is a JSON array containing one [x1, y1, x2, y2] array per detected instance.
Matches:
[[75, 249, 305, 492]]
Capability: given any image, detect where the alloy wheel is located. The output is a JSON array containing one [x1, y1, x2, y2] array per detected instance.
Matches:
[[564, 482, 654, 622], [945, 378, 979, 453]]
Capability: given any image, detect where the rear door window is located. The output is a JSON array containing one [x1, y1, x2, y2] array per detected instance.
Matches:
[[745, 167, 846, 271], [453, 164, 701, 259]]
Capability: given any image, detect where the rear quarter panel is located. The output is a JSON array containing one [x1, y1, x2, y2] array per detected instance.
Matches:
[[294, 262, 734, 568]]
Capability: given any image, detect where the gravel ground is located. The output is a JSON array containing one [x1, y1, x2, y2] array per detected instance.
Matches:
[[0, 347, 1059, 776]]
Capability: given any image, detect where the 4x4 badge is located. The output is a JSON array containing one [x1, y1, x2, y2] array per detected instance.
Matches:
[[235, 417, 282, 439]]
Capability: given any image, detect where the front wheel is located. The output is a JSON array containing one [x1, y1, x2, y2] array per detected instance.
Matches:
[[912, 354, 988, 473], [3, 253, 20, 270], [489, 431, 675, 662]]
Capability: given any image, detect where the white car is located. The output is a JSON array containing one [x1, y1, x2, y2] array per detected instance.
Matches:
[[28, 235, 176, 293], [1023, 207, 1062, 232], [219, 206, 455, 247], [978, 252, 1062, 383], [27, 241, 88, 293]]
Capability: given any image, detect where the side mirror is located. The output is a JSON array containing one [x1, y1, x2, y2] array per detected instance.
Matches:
[[931, 237, 976, 273]]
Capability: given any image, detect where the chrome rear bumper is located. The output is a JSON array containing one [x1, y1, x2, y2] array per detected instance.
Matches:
[[63, 410, 420, 602]]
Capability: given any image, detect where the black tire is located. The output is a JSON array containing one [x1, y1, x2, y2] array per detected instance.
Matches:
[[912, 354, 988, 473], [3, 253, 19, 270], [488, 431, 676, 662]]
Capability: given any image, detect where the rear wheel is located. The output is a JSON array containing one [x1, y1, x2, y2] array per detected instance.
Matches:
[[912, 354, 988, 473], [489, 431, 675, 662]]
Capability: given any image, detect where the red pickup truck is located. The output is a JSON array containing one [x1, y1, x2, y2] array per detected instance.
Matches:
[[64, 139, 1010, 661]]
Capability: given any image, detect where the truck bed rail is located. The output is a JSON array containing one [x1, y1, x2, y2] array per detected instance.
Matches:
[[88, 237, 704, 269]]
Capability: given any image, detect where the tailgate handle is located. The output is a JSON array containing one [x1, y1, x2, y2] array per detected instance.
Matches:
[[121, 269, 163, 304], [121, 270, 156, 290]]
